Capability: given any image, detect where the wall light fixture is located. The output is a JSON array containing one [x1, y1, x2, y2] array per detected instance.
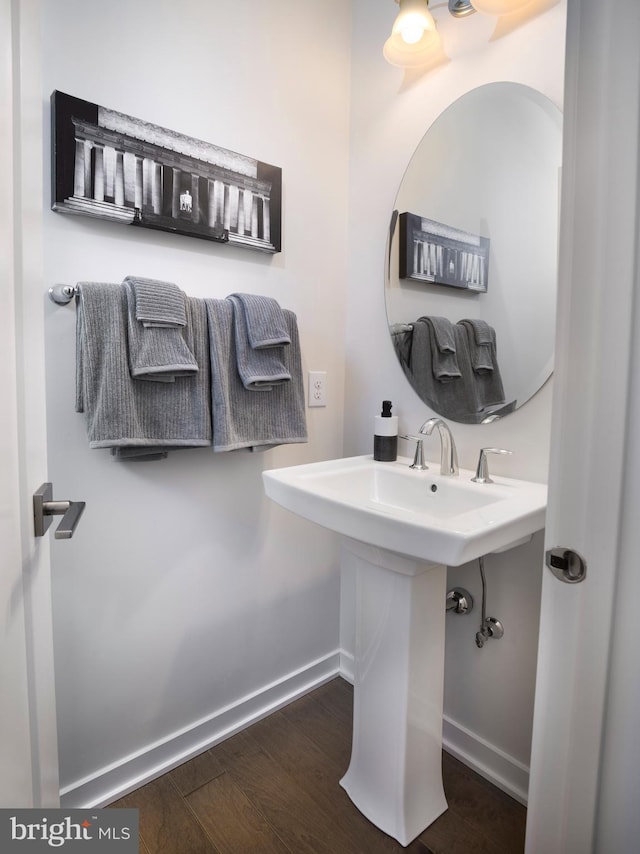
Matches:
[[384, 0, 536, 68], [383, 0, 442, 68]]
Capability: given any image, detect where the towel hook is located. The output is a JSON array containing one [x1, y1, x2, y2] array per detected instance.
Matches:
[[49, 284, 79, 305]]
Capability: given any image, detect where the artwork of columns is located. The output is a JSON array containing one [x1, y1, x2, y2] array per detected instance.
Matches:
[[51, 91, 282, 253]]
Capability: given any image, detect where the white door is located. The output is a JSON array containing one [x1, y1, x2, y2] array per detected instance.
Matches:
[[526, 0, 640, 851], [0, 0, 59, 808]]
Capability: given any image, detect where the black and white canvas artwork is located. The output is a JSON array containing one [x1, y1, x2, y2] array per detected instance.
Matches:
[[51, 91, 282, 253], [399, 212, 489, 292]]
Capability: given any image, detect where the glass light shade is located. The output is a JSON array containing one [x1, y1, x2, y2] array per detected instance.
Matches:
[[383, 0, 441, 68], [383, 29, 442, 67], [471, 0, 532, 14]]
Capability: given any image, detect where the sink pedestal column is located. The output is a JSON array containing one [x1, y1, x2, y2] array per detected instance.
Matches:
[[340, 539, 448, 847]]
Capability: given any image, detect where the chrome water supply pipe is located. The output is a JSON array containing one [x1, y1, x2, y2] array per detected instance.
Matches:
[[475, 556, 504, 648]]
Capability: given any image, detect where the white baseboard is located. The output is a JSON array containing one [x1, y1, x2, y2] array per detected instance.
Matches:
[[442, 714, 530, 805], [64, 651, 528, 810], [339, 649, 354, 684], [61, 651, 342, 808]]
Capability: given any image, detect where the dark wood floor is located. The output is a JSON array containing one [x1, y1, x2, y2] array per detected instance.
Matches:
[[110, 677, 526, 853]]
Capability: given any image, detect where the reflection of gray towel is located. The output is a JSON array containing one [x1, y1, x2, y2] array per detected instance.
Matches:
[[76, 283, 211, 456], [405, 323, 506, 424], [227, 295, 291, 390], [390, 324, 413, 371], [419, 316, 461, 382], [409, 322, 477, 421], [205, 299, 307, 452], [420, 315, 456, 352], [458, 321, 506, 408], [228, 292, 291, 348], [124, 275, 187, 327], [124, 279, 198, 382], [458, 319, 495, 374], [460, 317, 493, 345]]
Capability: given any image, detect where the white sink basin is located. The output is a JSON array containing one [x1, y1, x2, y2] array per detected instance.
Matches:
[[263, 454, 547, 566]]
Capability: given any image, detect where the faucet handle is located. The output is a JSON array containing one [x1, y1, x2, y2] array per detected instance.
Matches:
[[471, 448, 513, 484], [399, 434, 428, 470]]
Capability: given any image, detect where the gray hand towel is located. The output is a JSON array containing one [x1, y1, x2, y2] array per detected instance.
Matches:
[[458, 321, 506, 408], [124, 275, 187, 328], [111, 448, 170, 461], [228, 292, 291, 348], [76, 283, 212, 454], [460, 317, 493, 345], [205, 299, 307, 452], [227, 295, 291, 391], [419, 315, 456, 353], [419, 316, 461, 382], [123, 278, 199, 382], [457, 319, 496, 374]]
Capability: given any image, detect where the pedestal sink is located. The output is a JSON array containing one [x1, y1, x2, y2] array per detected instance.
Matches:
[[262, 455, 547, 846]]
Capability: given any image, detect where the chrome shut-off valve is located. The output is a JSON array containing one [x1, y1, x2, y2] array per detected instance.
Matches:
[[476, 617, 505, 648]]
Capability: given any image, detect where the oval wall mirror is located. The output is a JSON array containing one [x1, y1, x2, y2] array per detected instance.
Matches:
[[386, 82, 562, 424]]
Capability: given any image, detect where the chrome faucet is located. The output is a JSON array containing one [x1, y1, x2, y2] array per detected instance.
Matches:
[[419, 417, 459, 476]]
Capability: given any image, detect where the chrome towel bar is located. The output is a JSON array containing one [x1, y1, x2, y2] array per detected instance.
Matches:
[[49, 284, 80, 305]]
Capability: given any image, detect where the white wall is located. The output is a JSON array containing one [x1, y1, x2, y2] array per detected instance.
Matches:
[[344, 0, 567, 802], [41, 0, 351, 806]]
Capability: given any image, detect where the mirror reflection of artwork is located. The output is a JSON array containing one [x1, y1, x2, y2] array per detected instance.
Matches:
[[51, 90, 282, 253], [399, 213, 489, 292], [386, 83, 563, 423]]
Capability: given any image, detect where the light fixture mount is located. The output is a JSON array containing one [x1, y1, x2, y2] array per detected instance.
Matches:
[[448, 0, 477, 17]]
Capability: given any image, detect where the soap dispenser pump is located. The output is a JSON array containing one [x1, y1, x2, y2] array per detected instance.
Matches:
[[373, 400, 398, 462]]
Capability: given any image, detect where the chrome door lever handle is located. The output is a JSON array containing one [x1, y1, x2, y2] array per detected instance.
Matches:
[[33, 483, 86, 539]]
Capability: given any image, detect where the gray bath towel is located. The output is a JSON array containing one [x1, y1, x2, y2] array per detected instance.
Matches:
[[124, 275, 187, 328], [76, 283, 212, 454], [458, 319, 496, 374], [205, 299, 307, 452], [390, 323, 413, 371], [227, 295, 291, 390], [123, 279, 199, 382], [419, 316, 461, 382], [228, 292, 291, 348]]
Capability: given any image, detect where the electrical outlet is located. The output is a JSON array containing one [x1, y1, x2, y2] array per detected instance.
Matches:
[[308, 371, 327, 407]]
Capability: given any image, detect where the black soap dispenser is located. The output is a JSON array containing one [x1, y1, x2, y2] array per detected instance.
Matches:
[[373, 400, 398, 462]]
